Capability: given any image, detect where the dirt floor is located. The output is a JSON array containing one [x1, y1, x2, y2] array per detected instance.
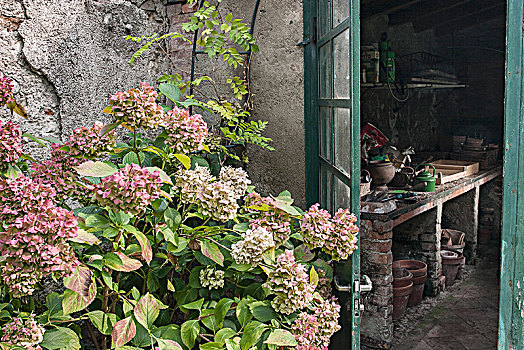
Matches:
[[392, 243, 500, 349]]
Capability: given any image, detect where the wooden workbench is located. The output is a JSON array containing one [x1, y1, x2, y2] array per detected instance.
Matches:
[[359, 166, 502, 348]]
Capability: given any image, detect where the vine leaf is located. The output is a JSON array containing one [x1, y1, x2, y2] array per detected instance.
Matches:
[[74, 161, 118, 178], [134, 293, 161, 329], [124, 225, 153, 265], [70, 228, 101, 245], [63, 265, 93, 301], [157, 339, 183, 350], [62, 278, 97, 315], [88, 311, 118, 336], [264, 329, 297, 346], [201, 240, 224, 266], [110, 252, 143, 272], [111, 316, 136, 348], [40, 327, 81, 350], [180, 319, 200, 349]]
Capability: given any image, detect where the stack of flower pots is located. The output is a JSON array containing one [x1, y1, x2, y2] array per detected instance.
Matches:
[[392, 266, 413, 320], [441, 229, 466, 281], [392, 259, 428, 320]]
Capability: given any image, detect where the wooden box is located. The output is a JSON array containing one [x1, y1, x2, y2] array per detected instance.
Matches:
[[430, 160, 480, 185]]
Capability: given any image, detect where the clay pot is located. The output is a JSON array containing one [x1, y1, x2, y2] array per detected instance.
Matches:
[[442, 229, 466, 254], [393, 267, 413, 288], [456, 256, 466, 280], [393, 260, 427, 278], [393, 260, 427, 306], [393, 281, 413, 320], [409, 273, 428, 307], [441, 250, 464, 286], [367, 161, 396, 187]]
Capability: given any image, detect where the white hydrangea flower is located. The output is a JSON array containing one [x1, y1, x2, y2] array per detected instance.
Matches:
[[198, 181, 240, 222], [231, 226, 275, 266], [175, 166, 214, 204], [219, 166, 251, 197], [199, 266, 225, 289]]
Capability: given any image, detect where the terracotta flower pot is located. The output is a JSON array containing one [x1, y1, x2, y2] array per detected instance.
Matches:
[[441, 250, 464, 286], [393, 267, 413, 288], [393, 281, 413, 320], [393, 260, 428, 306], [408, 273, 427, 307]]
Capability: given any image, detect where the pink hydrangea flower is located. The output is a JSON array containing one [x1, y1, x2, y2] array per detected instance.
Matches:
[[300, 204, 359, 261], [0, 120, 22, 168], [94, 163, 163, 215], [0, 76, 14, 106], [1, 315, 45, 349], [291, 298, 341, 349], [0, 176, 79, 296], [109, 82, 164, 130], [323, 208, 359, 261], [31, 144, 84, 202], [244, 192, 291, 245], [162, 107, 208, 154], [265, 250, 315, 314], [301, 203, 333, 249], [66, 121, 116, 158], [316, 268, 333, 299]]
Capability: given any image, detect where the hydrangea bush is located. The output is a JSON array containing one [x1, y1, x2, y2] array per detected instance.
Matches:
[[0, 80, 359, 350]]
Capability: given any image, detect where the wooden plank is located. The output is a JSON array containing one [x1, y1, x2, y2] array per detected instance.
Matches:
[[433, 3, 506, 36], [388, 0, 472, 26], [436, 170, 467, 185], [361, 0, 422, 19], [413, 0, 504, 33], [499, 0, 523, 347], [360, 167, 502, 227]]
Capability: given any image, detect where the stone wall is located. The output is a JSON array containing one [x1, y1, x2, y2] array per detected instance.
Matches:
[[0, 0, 170, 157], [166, 0, 306, 206]]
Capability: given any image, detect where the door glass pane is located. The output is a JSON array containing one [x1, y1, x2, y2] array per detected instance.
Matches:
[[318, 0, 332, 39], [334, 108, 351, 173], [320, 166, 333, 213], [319, 43, 332, 98], [333, 0, 350, 27], [334, 176, 351, 209], [333, 28, 350, 99], [320, 107, 333, 161]]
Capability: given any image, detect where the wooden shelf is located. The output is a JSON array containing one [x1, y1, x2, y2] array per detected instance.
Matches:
[[361, 82, 467, 89]]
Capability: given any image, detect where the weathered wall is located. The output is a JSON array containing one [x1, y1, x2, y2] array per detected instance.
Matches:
[[167, 0, 306, 206], [0, 0, 170, 157], [361, 16, 505, 155]]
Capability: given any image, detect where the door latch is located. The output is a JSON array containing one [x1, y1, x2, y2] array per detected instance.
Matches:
[[333, 275, 373, 293]]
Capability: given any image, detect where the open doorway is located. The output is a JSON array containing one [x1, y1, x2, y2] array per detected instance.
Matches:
[[358, 0, 504, 348]]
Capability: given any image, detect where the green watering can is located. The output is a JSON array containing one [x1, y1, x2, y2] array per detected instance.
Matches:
[[412, 163, 436, 192]]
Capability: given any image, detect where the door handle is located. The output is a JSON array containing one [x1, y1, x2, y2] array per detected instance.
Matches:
[[333, 275, 373, 293], [361, 275, 373, 293]]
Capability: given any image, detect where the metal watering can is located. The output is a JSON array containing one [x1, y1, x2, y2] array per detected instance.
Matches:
[[412, 163, 436, 192]]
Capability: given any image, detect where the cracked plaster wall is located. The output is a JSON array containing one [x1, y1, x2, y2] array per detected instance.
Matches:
[[167, 0, 306, 206], [0, 0, 170, 157]]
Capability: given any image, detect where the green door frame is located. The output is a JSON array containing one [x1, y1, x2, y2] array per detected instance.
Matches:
[[500, 0, 524, 348], [305, 0, 524, 348], [303, 0, 361, 348]]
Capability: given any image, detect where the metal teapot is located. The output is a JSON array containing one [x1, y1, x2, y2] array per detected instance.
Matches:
[[412, 163, 436, 192]]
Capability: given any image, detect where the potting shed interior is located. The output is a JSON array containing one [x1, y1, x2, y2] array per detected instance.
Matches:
[[353, 0, 504, 347]]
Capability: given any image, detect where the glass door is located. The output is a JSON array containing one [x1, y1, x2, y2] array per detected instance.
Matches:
[[303, 0, 361, 348]]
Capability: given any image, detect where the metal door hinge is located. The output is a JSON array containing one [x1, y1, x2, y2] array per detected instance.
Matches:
[[296, 38, 311, 47]]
